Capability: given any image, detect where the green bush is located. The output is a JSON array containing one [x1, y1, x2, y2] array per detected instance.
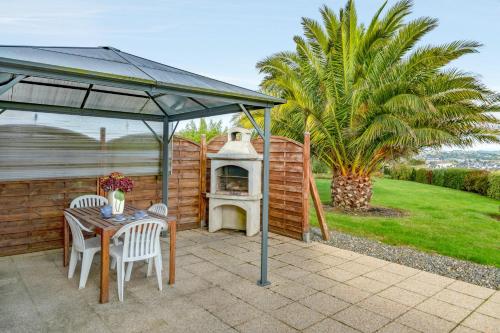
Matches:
[[390, 165, 415, 181], [312, 158, 330, 174], [442, 168, 469, 190], [415, 168, 432, 184], [464, 170, 490, 195], [432, 169, 446, 187], [487, 171, 500, 200]]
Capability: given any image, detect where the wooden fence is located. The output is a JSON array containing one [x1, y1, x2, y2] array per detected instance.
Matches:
[[0, 134, 312, 256]]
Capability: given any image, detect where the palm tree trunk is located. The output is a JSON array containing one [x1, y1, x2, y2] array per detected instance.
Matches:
[[331, 172, 372, 211]]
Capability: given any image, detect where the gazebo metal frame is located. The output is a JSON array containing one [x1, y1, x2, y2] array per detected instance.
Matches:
[[0, 45, 285, 287]]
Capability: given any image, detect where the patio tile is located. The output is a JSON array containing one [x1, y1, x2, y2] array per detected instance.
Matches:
[[273, 265, 310, 280], [251, 257, 288, 270], [294, 273, 338, 291], [489, 291, 500, 303], [462, 312, 500, 333], [363, 269, 406, 285], [227, 262, 260, 280], [272, 302, 325, 330], [337, 261, 376, 275], [345, 276, 390, 293], [412, 271, 454, 288], [172, 275, 212, 295], [199, 269, 242, 286], [176, 254, 205, 267], [353, 255, 389, 268], [378, 286, 427, 307], [183, 261, 219, 275], [434, 289, 483, 310], [232, 250, 261, 263], [476, 299, 500, 319], [396, 277, 444, 297], [314, 254, 348, 266], [396, 309, 455, 333], [318, 267, 359, 282], [416, 297, 472, 323], [235, 314, 298, 333], [380, 263, 420, 277], [377, 322, 419, 333], [447, 280, 495, 299], [299, 292, 350, 316], [212, 299, 264, 327], [239, 288, 293, 311], [291, 248, 324, 259], [188, 287, 238, 312], [273, 252, 308, 265], [270, 280, 317, 300], [357, 295, 409, 319], [333, 305, 391, 333], [291, 259, 331, 272], [324, 283, 371, 303], [452, 325, 482, 333], [303, 318, 360, 333], [237, 241, 262, 252], [330, 248, 363, 260]]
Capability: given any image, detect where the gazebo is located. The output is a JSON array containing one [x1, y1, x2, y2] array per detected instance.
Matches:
[[0, 45, 285, 289]]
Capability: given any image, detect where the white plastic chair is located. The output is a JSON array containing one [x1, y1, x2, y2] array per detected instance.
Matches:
[[70, 195, 108, 208], [148, 203, 168, 217], [64, 211, 102, 289], [110, 219, 165, 302]]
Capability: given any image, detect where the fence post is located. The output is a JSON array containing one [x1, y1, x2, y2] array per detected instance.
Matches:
[[302, 132, 311, 242]]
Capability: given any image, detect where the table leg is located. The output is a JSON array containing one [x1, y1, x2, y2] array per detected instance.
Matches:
[[168, 221, 176, 285], [63, 217, 69, 267], [100, 230, 110, 303]]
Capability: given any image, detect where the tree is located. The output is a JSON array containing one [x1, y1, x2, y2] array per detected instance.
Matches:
[[177, 118, 226, 143], [236, 0, 499, 211]]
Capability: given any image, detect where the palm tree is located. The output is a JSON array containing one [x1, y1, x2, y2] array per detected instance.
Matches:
[[177, 118, 226, 143], [236, 0, 499, 211]]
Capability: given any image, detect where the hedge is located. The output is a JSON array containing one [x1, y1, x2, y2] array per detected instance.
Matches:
[[464, 170, 489, 195], [487, 171, 500, 200], [388, 166, 500, 199]]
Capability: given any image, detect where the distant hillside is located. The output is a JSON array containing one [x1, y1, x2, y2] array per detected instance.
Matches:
[[417, 150, 500, 170]]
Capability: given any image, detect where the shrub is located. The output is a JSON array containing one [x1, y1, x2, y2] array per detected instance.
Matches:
[[432, 169, 446, 187], [487, 171, 500, 200], [415, 168, 432, 184], [442, 168, 469, 190], [464, 170, 490, 195], [390, 165, 415, 181]]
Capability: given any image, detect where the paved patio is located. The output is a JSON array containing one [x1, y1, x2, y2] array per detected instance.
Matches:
[[1, 229, 499, 333]]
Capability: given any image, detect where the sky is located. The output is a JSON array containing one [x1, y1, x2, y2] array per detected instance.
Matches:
[[1, 0, 499, 150]]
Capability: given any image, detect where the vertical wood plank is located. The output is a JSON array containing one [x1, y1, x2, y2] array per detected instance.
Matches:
[[199, 134, 207, 226], [309, 170, 330, 241], [168, 220, 176, 285], [302, 132, 311, 239], [99, 229, 110, 303]]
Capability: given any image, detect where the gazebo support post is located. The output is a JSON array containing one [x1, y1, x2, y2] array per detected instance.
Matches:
[[162, 116, 170, 206], [258, 107, 271, 286]]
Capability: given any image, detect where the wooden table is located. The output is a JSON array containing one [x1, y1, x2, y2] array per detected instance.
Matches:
[[63, 205, 176, 304]]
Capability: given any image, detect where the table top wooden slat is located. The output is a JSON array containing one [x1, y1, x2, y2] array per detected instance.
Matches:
[[64, 204, 174, 232]]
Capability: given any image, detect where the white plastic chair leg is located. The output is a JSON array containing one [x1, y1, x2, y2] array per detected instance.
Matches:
[[79, 251, 96, 289], [154, 255, 162, 291], [125, 262, 134, 282], [68, 248, 78, 279], [147, 258, 153, 277], [117, 259, 124, 302]]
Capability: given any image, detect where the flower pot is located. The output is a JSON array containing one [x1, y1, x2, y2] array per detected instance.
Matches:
[[108, 190, 125, 215]]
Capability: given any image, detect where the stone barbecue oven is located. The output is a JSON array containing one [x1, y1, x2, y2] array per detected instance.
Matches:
[[207, 128, 262, 236]]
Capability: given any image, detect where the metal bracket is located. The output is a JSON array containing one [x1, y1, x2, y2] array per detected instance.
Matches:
[[142, 120, 162, 144], [146, 91, 169, 116], [0, 74, 27, 95], [80, 84, 93, 109], [239, 104, 264, 139], [168, 121, 179, 143]]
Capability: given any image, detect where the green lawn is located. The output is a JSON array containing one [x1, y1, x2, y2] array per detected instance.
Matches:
[[310, 177, 500, 267]]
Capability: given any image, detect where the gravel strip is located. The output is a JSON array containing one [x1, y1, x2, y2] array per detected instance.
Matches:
[[311, 227, 499, 290]]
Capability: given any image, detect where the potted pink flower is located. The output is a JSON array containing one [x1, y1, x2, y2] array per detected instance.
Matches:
[[100, 172, 134, 214]]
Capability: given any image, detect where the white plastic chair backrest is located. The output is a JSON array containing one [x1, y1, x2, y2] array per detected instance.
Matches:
[[113, 219, 164, 262], [64, 212, 94, 252], [70, 195, 108, 208], [148, 203, 168, 217]]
